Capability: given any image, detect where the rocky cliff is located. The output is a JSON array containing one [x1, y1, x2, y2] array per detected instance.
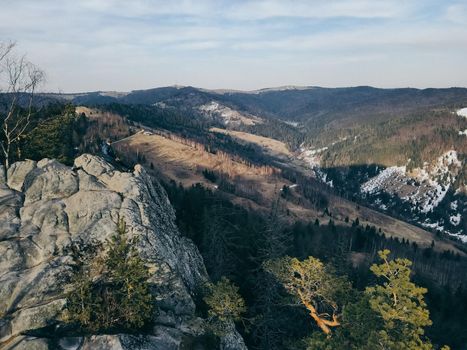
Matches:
[[0, 154, 247, 349]]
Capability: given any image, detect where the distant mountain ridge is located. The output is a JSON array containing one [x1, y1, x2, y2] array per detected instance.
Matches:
[[49, 85, 467, 114]]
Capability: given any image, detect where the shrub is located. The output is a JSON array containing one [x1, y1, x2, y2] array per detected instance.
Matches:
[[203, 277, 246, 336], [65, 219, 155, 332]]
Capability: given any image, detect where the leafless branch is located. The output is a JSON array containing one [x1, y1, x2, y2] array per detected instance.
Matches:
[[0, 41, 45, 180]]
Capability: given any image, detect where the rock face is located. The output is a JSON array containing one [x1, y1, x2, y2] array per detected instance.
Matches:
[[0, 154, 247, 349]]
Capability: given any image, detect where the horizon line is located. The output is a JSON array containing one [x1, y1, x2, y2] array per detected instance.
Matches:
[[41, 84, 467, 95]]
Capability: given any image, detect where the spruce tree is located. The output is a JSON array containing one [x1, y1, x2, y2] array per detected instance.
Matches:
[[65, 219, 155, 332]]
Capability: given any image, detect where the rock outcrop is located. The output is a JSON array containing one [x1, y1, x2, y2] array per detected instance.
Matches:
[[0, 154, 247, 349]]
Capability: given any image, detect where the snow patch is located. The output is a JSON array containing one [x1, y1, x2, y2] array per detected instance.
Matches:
[[361, 166, 406, 194], [422, 221, 444, 231], [419, 183, 450, 213], [448, 232, 467, 243], [284, 121, 300, 127], [298, 146, 328, 168], [456, 108, 467, 118], [199, 101, 261, 126], [450, 214, 461, 226], [374, 198, 388, 210], [297, 146, 334, 186], [154, 101, 167, 108]]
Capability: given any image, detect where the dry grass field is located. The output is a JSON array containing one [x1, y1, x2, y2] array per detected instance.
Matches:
[[210, 127, 292, 159], [113, 132, 291, 206], [112, 128, 464, 255]]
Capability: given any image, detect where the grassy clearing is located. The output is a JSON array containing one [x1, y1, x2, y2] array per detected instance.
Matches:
[[210, 127, 292, 159]]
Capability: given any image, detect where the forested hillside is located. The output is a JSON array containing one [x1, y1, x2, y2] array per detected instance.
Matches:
[[74, 101, 467, 348], [3, 86, 467, 349], [56, 86, 467, 242], [163, 181, 467, 349], [3, 0, 467, 347]]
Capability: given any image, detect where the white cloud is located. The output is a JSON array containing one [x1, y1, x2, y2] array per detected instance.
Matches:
[[227, 0, 413, 20], [1, 0, 466, 91], [444, 3, 467, 23], [226, 21, 467, 54]]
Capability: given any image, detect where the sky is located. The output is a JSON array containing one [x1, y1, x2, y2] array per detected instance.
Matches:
[[1, 0, 467, 92]]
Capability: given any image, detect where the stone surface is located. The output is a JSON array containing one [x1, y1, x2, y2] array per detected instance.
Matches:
[[9, 299, 66, 337], [0, 155, 247, 349], [220, 323, 249, 350], [80, 333, 180, 350], [3, 336, 50, 350], [7, 159, 36, 192]]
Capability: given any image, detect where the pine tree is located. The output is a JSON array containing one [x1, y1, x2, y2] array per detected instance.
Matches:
[[300, 250, 451, 350], [204, 277, 246, 336], [65, 219, 155, 332], [100, 219, 154, 329], [365, 250, 433, 350], [264, 256, 350, 335], [200, 205, 236, 281]]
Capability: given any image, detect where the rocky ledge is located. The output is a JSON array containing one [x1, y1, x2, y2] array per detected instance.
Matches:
[[0, 154, 246, 349]]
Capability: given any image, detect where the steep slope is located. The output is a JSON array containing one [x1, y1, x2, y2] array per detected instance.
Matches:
[[359, 150, 466, 237], [60, 87, 467, 240], [103, 123, 463, 255], [0, 155, 246, 349]]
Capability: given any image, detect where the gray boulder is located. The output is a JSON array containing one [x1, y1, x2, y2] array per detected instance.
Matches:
[[0, 154, 247, 349]]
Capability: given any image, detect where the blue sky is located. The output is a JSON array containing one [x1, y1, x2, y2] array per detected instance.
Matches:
[[1, 0, 467, 92]]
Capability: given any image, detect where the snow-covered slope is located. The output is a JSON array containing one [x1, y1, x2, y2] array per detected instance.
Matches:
[[198, 101, 262, 126], [360, 150, 465, 241], [361, 166, 406, 195]]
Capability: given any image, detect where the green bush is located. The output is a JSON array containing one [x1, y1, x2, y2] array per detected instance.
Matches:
[[65, 219, 155, 332], [204, 277, 246, 336]]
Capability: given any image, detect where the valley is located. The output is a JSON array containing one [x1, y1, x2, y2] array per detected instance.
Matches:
[[3, 86, 467, 350], [75, 105, 465, 255], [70, 85, 466, 245], [3, 3, 467, 348]]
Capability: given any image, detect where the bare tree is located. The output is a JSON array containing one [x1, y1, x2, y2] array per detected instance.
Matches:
[[0, 41, 45, 180]]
